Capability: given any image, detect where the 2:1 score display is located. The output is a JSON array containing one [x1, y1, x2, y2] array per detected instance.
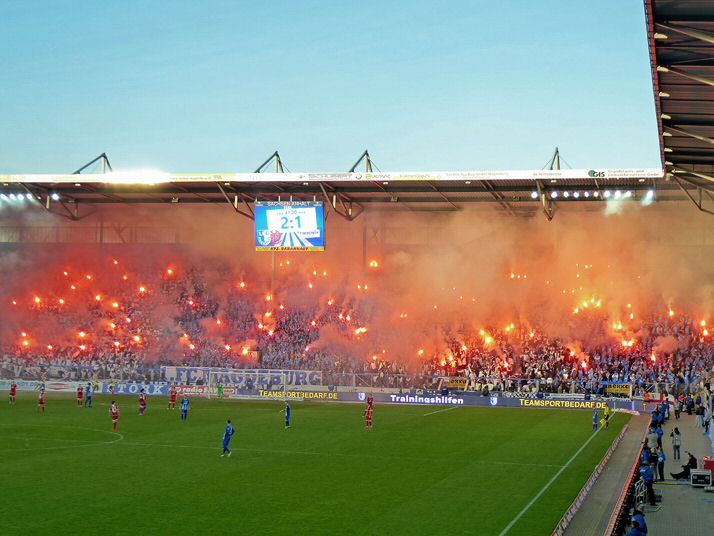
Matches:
[[266, 207, 317, 232]]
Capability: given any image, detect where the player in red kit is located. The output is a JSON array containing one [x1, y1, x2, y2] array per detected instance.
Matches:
[[367, 394, 374, 409], [38, 387, 46, 413], [76, 385, 84, 407], [364, 405, 373, 429], [110, 401, 120, 431], [139, 389, 147, 415], [168, 385, 177, 409], [9, 382, 17, 405]]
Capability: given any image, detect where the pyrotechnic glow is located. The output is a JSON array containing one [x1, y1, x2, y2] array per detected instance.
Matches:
[[279, 304, 284, 310], [529, 331, 535, 338], [216, 319, 222, 325], [304, 346, 310, 352], [79, 345, 86, 351], [110, 323, 116, 329], [311, 320, 317, 327], [85, 275, 92, 280], [241, 347, 249, 355], [189, 344, 196, 350], [322, 271, 327, 277], [113, 260, 118, 265], [461, 344, 468, 351], [95, 295, 102, 301], [239, 281, 246, 289], [258, 323, 264, 329], [346, 315, 351, 321], [224, 345, 231, 351], [78, 331, 86, 338], [327, 299, 333, 306], [418, 349, 424, 356], [112, 302, 119, 308], [63, 271, 68, 276], [265, 312, 272, 318], [125, 317, 131, 323], [268, 330, 274, 336], [308, 283, 313, 289], [34, 296, 41, 304], [369, 260, 379, 268], [47, 345, 53, 350], [484, 336, 493, 345], [139, 286, 146, 293], [133, 335, 141, 343], [21, 331, 27, 337], [22, 340, 29, 347], [122, 275, 128, 280], [581, 360, 587, 369], [166, 268, 174, 276], [704, 329, 710, 337], [668, 309, 674, 317], [629, 312, 635, 320], [651, 352, 656, 362], [182, 333, 188, 338], [701, 320, 706, 327], [11, 300, 17, 305], [113, 341, 120, 348], [354, 327, 367, 335], [58, 298, 65, 304], [265, 294, 272, 301]]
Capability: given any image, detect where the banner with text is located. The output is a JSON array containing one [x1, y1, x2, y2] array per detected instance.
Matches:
[[161, 367, 322, 387]]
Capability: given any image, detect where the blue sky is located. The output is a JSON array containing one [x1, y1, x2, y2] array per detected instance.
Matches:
[[0, 0, 660, 173]]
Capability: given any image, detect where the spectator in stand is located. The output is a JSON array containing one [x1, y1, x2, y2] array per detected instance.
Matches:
[[631, 506, 647, 535], [670, 427, 682, 461], [626, 520, 646, 536], [645, 427, 658, 451], [639, 460, 656, 506], [670, 452, 698, 480], [656, 446, 666, 482]]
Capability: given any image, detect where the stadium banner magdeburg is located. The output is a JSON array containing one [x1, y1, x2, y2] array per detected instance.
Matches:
[[161, 367, 322, 386]]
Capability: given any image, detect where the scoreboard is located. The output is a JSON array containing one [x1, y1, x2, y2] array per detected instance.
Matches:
[[254, 201, 325, 251]]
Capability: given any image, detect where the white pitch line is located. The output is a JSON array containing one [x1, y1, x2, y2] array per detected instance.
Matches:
[[423, 406, 459, 416], [497, 428, 601, 536]]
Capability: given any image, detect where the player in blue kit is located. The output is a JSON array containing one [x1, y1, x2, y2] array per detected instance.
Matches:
[[85, 382, 93, 408], [284, 401, 291, 429], [180, 397, 190, 421], [592, 409, 599, 431], [221, 419, 235, 457]]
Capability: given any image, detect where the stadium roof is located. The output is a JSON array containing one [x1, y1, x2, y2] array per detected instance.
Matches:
[[646, 0, 714, 214], [0, 150, 669, 221], [7, 1, 714, 219]]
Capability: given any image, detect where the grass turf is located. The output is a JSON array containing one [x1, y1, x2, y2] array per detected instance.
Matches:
[[0, 392, 628, 535]]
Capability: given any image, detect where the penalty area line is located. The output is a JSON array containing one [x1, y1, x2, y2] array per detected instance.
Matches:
[[423, 406, 459, 416], [497, 427, 601, 536]]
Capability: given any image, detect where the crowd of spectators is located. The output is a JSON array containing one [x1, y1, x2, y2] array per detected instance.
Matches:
[[2, 259, 713, 395]]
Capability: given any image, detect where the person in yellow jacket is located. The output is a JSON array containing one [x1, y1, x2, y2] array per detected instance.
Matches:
[[604, 404, 612, 428]]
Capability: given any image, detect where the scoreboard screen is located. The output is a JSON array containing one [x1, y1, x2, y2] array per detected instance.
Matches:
[[254, 201, 325, 251]]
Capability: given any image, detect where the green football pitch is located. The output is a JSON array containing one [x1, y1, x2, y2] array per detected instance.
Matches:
[[0, 393, 628, 535]]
